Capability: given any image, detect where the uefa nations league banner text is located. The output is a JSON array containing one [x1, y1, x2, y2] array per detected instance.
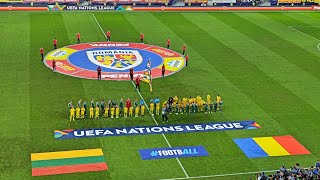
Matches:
[[55, 120, 261, 139], [65, 6, 115, 10]]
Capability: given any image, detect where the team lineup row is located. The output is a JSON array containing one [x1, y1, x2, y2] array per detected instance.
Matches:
[[67, 94, 223, 121]]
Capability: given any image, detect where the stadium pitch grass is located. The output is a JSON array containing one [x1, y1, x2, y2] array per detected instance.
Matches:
[[0, 11, 320, 179]]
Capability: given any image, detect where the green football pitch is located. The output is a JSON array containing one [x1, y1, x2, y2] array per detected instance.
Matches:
[[0, 11, 320, 179]]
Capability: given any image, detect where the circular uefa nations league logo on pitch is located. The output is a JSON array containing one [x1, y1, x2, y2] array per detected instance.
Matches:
[[43, 42, 185, 80]]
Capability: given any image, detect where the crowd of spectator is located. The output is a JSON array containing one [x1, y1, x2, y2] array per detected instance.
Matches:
[[254, 160, 320, 180]]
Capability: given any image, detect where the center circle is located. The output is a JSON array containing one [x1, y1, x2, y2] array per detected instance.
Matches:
[[43, 42, 186, 81]]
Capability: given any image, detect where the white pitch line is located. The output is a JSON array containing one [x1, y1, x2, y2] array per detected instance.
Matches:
[[288, 26, 320, 41], [131, 82, 189, 178], [287, 26, 320, 52], [160, 169, 278, 180], [289, 25, 320, 28], [92, 13, 108, 40], [91, 13, 189, 178]]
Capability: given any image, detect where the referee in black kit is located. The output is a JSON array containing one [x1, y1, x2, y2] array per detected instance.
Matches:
[[162, 104, 169, 123], [168, 96, 173, 114]]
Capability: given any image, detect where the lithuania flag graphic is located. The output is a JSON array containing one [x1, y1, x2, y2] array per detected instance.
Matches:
[[31, 148, 108, 176]]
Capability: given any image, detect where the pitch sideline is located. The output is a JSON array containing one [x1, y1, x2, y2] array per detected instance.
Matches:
[[160, 169, 278, 180], [91, 13, 189, 178]]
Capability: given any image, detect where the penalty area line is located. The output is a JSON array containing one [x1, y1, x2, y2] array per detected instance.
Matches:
[[91, 13, 189, 179], [287, 26, 320, 52], [160, 169, 279, 180]]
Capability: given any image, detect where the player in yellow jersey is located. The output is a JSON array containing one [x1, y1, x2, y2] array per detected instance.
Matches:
[[124, 107, 128, 118], [162, 101, 167, 108], [197, 96, 202, 111], [115, 106, 120, 118], [207, 93, 211, 104], [95, 106, 100, 119], [149, 102, 155, 115], [156, 102, 161, 115], [129, 106, 133, 117], [76, 106, 80, 119], [69, 107, 75, 121], [110, 106, 115, 118], [135, 106, 139, 117], [216, 94, 221, 103], [196, 95, 202, 104], [89, 106, 94, 119], [179, 100, 184, 114], [182, 97, 187, 107], [188, 97, 193, 104], [104, 107, 109, 118], [216, 94, 222, 112], [141, 105, 145, 116], [173, 95, 178, 106], [200, 100, 205, 111], [80, 106, 85, 119]]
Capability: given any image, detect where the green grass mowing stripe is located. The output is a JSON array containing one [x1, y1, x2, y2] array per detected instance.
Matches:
[[154, 12, 314, 172], [185, 13, 320, 114], [29, 12, 104, 159], [285, 12, 320, 27], [214, 13, 320, 80], [94, 13, 140, 42], [29, 13, 110, 179], [123, 13, 270, 125], [262, 13, 320, 41], [32, 155, 105, 168], [262, 13, 320, 52], [0, 12, 31, 178], [237, 12, 320, 59], [308, 12, 320, 21], [143, 12, 260, 175], [153, 13, 320, 156]]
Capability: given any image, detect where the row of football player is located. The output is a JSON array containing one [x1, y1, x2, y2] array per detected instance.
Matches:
[[68, 98, 144, 121], [69, 105, 148, 121], [67, 95, 222, 112], [162, 100, 222, 115], [68, 98, 141, 110], [69, 101, 222, 121], [68, 94, 222, 121], [160, 94, 223, 114]]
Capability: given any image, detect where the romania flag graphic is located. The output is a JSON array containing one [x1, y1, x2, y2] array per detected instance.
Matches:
[[233, 135, 310, 158], [31, 148, 108, 176]]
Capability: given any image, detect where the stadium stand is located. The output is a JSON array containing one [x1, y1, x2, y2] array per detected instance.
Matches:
[[90, 0, 170, 6], [1, 0, 320, 7], [255, 160, 320, 180]]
